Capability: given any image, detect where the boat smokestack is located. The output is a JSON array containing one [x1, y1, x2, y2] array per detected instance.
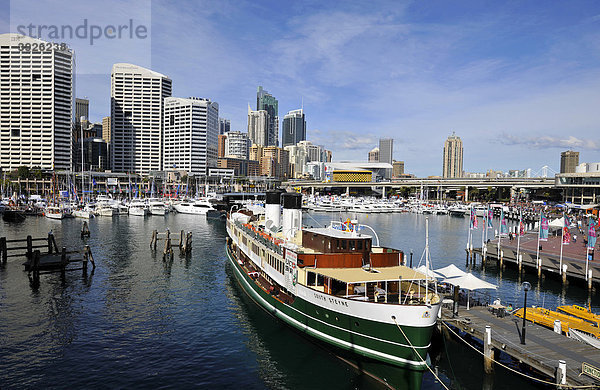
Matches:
[[282, 193, 302, 239], [265, 191, 281, 230]]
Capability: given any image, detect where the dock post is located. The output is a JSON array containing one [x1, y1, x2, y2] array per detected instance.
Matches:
[[453, 285, 459, 317], [47, 232, 53, 254], [556, 360, 566, 386], [81, 221, 90, 239], [484, 325, 493, 374], [150, 230, 157, 250], [83, 247, 88, 274], [518, 254, 522, 272], [500, 250, 503, 268], [26, 235, 33, 259], [588, 270, 593, 290], [537, 258, 542, 278], [0, 237, 6, 263], [561, 265, 567, 284], [86, 246, 95, 269], [32, 250, 41, 284], [179, 230, 184, 251], [553, 320, 561, 334]]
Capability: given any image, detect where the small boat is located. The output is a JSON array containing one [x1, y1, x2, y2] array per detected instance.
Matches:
[[2, 209, 26, 222], [557, 305, 600, 327], [45, 206, 66, 220], [148, 199, 167, 216], [95, 202, 118, 217], [73, 206, 94, 219], [514, 307, 600, 338]]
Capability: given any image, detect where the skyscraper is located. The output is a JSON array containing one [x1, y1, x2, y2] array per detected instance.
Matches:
[[256, 86, 279, 146], [247, 104, 269, 146], [560, 150, 579, 173], [368, 147, 379, 162], [163, 97, 219, 175], [224, 131, 250, 159], [378, 138, 393, 165], [75, 98, 89, 123], [111, 63, 172, 175], [219, 118, 231, 135], [102, 116, 111, 143], [0, 34, 73, 170], [282, 109, 306, 147], [443, 132, 463, 178]]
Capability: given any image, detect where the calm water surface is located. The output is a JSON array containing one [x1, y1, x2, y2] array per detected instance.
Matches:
[[0, 212, 597, 389]]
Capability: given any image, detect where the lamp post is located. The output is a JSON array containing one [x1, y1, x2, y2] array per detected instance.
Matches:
[[520, 281, 531, 345]]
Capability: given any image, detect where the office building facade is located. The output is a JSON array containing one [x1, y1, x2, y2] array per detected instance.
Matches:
[[219, 118, 230, 135], [368, 147, 379, 162], [224, 131, 250, 159], [0, 34, 73, 170], [560, 150, 579, 174], [282, 108, 306, 147], [111, 63, 172, 175], [102, 116, 111, 143], [443, 132, 463, 178], [163, 97, 219, 176], [247, 105, 269, 146], [256, 86, 279, 146], [378, 138, 393, 165]]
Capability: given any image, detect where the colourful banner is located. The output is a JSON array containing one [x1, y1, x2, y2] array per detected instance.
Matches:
[[564, 213, 571, 228], [470, 208, 478, 229], [588, 217, 597, 249], [540, 212, 549, 241], [563, 227, 571, 245], [519, 220, 525, 236], [500, 209, 508, 234]]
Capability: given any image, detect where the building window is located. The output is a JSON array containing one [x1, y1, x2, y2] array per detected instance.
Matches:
[[32, 74, 41, 81], [11, 128, 20, 137]]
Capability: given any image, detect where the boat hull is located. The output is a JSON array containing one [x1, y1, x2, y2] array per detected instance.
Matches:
[[226, 244, 434, 390]]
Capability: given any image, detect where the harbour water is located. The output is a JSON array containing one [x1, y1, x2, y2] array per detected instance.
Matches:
[[1, 212, 597, 389]]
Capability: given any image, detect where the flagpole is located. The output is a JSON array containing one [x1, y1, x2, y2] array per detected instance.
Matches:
[[535, 210, 541, 265], [516, 208, 522, 268], [559, 213, 565, 276]]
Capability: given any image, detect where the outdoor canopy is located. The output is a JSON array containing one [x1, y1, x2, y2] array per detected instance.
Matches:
[[414, 265, 443, 279], [435, 264, 468, 279], [441, 273, 498, 291]]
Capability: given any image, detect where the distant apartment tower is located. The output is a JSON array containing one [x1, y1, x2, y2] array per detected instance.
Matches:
[[111, 63, 172, 175], [0, 34, 73, 170], [217, 134, 227, 158], [75, 98, 89, 123], [368, 147, 379, 162], [256, 86, 279, 146], [219, 118, 230, 135], [443, 132, 463, 178], [560, 150, 579, 173], [379, 138, 393, 165], [102, 116, 111, 143], [224, 131, 250, 159], [247, 105, 269, 146], [282, 109, 306, 147], [163, 97, 219, 175], [285, 140, 327, 178], [392, 160, 404, 177]]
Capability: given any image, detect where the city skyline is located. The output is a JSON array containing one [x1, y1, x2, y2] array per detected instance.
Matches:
[[2, 1, 600, 177]]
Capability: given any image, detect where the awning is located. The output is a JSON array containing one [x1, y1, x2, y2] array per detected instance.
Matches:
[[442, 273, 498, 291], [435, 264, 468, 279], [414, 265, 444, 279]]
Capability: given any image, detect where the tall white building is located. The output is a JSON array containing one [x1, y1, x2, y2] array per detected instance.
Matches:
[[0, 34, 73, 170], [111, 63, 172, 175], [443, 132, 463, 178], [247, 104, 269, 146], [224, 131, 250, 159], [163, 97, 219, 175], [285, 140, 326, 178]]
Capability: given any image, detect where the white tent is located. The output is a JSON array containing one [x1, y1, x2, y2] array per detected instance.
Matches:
[[435, 264, 468, 279], [442, 273, 497, 310], [413, 265, 443, 279], [549, 217, 565, 231], [442, 273, 497, 291]]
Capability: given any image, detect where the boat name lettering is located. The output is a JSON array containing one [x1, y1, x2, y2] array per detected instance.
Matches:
[[582, 362, 600, 381], [313, 293, 348, 307]]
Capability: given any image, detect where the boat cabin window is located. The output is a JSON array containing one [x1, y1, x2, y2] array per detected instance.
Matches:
[[307, 271, 315, 286], [341, 240, 346, 250], [349, 240, 355, 250], [357, 241, 363, 250]]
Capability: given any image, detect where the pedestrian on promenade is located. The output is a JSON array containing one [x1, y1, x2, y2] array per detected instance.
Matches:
[[573, 234, 577, 243]]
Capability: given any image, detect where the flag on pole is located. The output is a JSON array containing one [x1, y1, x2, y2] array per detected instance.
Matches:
[[540, 212, 549, 241], [470, 208, 478, 229], [563, 227, 571, 245], [487, 208, 494, 228], [500, 209, 508, 235], [588, 217, 597, 249], [92, 178, 97, 186], [519, 220, 525, 236], [564, 213, 571, 228]]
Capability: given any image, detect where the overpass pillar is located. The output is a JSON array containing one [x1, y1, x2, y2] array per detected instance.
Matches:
[[465, 186, 469, 202], [311, 186, 314, 196], [382, 186, 386, 199], [346, 186, 350, 196]]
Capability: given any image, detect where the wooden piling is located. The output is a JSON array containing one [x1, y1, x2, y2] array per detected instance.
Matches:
[[562, 265, 567, 284], [86, 245, 95, 269], [32, 250, 40, 283], [179, 230, 184, 251], [484, 325, 493, 374], [150, 230, 157, 250], [0, 236, 7, 263], [26, 235, 33, 259], [60, 247, 67, 278], [47, 232, 53, 254]]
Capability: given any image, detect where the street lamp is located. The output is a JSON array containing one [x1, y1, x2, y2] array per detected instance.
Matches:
[[520, 281, 531, 345]]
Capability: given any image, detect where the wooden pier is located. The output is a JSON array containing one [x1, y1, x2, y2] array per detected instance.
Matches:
[[465, 234, 600, 289], [440, 307, 600, 388], [150, 229, 193, 260]]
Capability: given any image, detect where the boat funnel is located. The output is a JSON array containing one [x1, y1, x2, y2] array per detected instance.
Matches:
[[265, 191, 281, 232], [282, 193, 302, 239]]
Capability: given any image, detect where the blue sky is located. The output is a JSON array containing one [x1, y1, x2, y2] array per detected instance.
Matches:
[[3, 0, 600, 176]]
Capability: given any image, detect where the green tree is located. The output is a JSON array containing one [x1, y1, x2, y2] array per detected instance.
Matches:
[[17, 166, 30, 179]]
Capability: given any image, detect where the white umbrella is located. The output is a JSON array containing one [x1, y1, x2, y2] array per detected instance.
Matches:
[[435, 264, 468, 279], [442, 273, 497, 310]]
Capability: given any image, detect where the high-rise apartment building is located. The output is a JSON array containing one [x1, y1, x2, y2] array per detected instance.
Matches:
[[368, 147, 379, 162], [75, 98, 89, 123], [443, 132, 463, 178], [0, 34, 73, 170], [111, 63, 172, 175], [224, 131, 250, 159], [256, 86, 279, 146], [379, 138, 393, 165], [247, 105, 269, 146], [392, 160, 405, 177], [102, 116, 111, 143], [163, 97, 219, 175], [219, 118, 231, 135], [282, 109, 306, 147], [217, 134, 227, 158], [285, 140, 327, 178], [560, 150, 579, 173]]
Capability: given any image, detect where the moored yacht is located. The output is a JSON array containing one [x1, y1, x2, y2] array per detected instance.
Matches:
[[173, 198, 216, 214]]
